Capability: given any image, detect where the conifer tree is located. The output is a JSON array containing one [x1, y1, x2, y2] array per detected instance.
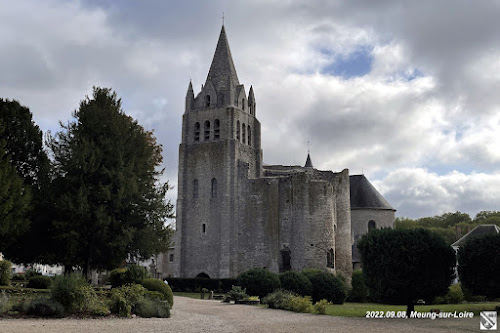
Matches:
[[49, 87, 173, 276]]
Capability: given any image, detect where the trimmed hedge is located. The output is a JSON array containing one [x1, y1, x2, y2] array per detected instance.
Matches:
[[27, 275, 53, 289], [279, 271, 312, 296], [141, 278, 174, 308], [302, 269, 347, 304], [237, 268, 280, 299], [165, 277, 237, 292]]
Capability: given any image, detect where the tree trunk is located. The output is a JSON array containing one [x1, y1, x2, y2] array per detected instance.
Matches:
[[407, 302, 415, 316]]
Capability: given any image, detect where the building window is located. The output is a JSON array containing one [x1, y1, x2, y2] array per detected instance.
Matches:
[[214, 119, 220, 140], [204, 120, 210, 141], [194, 122, 200, 142], [247, 125, 251, 146], [236, 120, 240, 141], [242, 123, 246, 144], [327, 248, 335, 268], [193, 179, 198, 199], [211, 178, 217, 198], [202, 223, 206, 234], [205, 95, 210, 108], [280, 249, 291, 272], [242, 98, 245, 110], [169, 254, 174, 262], [368, 220, 376, 231]]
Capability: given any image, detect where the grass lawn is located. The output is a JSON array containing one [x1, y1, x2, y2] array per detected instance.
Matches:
[[326, 302, 499, 317]]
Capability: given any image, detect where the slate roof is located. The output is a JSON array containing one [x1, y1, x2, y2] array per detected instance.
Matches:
[[451, 224, 500, 248], [205, 25, 240, 96], [350, 175, 395, 210], [304, 153, 313, 168]]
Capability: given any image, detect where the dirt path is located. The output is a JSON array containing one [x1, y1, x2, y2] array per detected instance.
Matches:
[[0, 296, 480, 333]]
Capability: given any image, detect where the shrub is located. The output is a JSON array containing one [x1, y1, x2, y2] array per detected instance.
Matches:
[[51, 273, 88, 312], [237, 268, 280, 299], [302, 269, 347, 304], [24, 298, 65, 317], [109, 265, 150, 288], [347, 270, 368, 302], [109, 268, 128, 288], [227, 285, 248, 302], [313, 299, 330, 315], [27, 275, 52, 289], [0, 291, 10, 314], [141, 278, 174, 308], [135, 298, 170, 318], [0, 260, 12, 286], [279, 271, 312, 296], [74, 284, 99, 313], [286, 295, 312, 313], [262, 289, 294, 309], [433, 284, 465, 304], [110, 284, 146, 317]]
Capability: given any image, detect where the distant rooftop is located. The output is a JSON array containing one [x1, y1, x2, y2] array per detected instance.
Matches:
[[451, 224, 500, 248], [350, 175, 395, 211]]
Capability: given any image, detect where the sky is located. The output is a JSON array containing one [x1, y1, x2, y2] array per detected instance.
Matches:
[[1, 0, 499, 219]]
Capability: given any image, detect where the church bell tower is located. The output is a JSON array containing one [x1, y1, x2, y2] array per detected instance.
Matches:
[[174, 26, 262, 278]]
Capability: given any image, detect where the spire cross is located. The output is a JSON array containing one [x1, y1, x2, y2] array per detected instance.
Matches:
[[222, 12, 225, 25]]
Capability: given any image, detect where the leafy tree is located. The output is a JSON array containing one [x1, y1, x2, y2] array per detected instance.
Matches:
[[357, 228, 455, 314], [0, 99, 54, 264], [473, 211, 500, 227], [457, 233, 500, 298], [48, 87, 174, 276], [0, 125, 32, 251]]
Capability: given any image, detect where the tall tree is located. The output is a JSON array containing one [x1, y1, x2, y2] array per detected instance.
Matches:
[[49, 87, 173, 276], [357, 228, 456, 314], [0, 124, 32, 251], [0, 99, 53, 264]]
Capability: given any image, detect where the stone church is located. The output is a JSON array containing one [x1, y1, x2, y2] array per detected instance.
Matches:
[[163, 26, 395, 280]]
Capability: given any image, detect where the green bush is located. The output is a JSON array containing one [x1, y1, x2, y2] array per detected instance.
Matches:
[[0, 290, 10, 314], [110, 284, 146, 317], [50, 273, 88, 312], [286, 295, 312, 313], [24, 298, 65, 317], [347, 270, 368, 302], [27, 275, 52, 289], [74, 284, 99, 313], [313, 299, 330, 315], [262, 289, 294, 309], [141, 278, 174, 308], [237, 268, 280, 299], [302, 269, 347, 304], [0, 260, 12, 286], [109, 265, 150, 288], [227, 285, 248, 302], [433, 284, 465, 304], [135, 298, 170, 318], [279, 271, 312, 296], [109, 268, 128, 288]]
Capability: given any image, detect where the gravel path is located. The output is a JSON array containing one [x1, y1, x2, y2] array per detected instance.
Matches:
[[0, 296, 479, 333]]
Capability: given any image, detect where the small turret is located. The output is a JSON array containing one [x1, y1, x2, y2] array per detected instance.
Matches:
[[185, 81, 194, 112], [248, 86, 256, 116]]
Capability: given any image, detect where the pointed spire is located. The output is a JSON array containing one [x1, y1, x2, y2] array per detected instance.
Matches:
[[205, 26, 240, 101], [305, 153, 313, 168], [185, 80, 194, 112], [248, 85, 256, 115]]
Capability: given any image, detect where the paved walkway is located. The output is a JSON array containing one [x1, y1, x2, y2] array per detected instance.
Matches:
[[0, 296, 480, 333]]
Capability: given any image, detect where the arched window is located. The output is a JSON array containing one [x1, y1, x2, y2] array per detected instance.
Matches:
[[205, 95, 210, 108], [211, 178, 217, 198], [247, 125, 251, 146], [236, 120, 240, 141], [327, 248, 335, 268], [242, 123, 246, 144], [214, 119, 220, 140], [368, 220, 376, 231], [280, 249, 291, 272], [242, 98, 245, 110], [196, 272, 210, 278], [204, 120, 210, 141], [194, 122, 200, 142], [193, 179, 198, 199], [202, 223, 206, 234]]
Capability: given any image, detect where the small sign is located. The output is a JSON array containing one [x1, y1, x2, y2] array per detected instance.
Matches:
[[480, 311, 497, 330]]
